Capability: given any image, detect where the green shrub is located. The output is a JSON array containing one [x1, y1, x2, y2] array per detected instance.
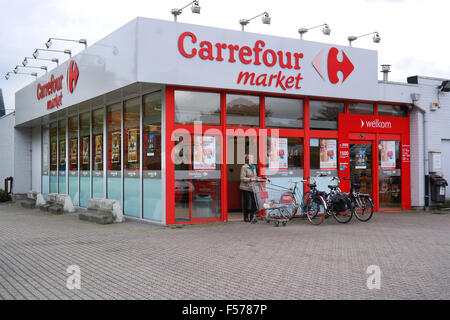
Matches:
[[0, 189, 12, 202]]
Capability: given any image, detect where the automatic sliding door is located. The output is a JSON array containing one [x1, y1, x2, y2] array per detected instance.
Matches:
[[379, 140, 401, 209]]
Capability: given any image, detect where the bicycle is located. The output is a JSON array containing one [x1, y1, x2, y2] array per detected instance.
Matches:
[[341, 176, 374, 222], [320, 176, 355, 224]]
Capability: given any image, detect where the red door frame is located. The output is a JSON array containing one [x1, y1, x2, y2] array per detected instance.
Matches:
[[338, 113, 411, 211], [347, 139, 377, 209]]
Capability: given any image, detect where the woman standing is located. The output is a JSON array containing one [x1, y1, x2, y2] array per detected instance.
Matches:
[[240, 154, 258, 222]]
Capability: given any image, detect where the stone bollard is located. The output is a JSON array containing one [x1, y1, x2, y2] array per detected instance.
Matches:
[[36, 193, 46, 207]]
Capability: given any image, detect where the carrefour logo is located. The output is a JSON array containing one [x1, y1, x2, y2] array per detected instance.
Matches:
[[67, 60, 79, 94], [312, 47, 354, 84]]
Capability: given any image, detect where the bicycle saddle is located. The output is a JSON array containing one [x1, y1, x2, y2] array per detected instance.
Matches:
[[307, 183, 316, 188], [328, 185, 339, 189], [352, 183, 361, 190]]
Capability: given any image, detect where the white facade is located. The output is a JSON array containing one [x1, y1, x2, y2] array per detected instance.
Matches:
[[408, 76, 450, 205]]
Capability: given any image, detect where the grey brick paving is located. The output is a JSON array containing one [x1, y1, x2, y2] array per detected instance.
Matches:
[[0, 202, 449, 300]]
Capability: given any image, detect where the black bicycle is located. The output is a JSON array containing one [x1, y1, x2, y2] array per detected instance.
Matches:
[[342, 176, 374, 222], [321, 176, 355, 224]]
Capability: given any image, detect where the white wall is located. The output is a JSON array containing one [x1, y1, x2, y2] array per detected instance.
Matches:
[[31, 126, 41, 192], [0, 113, 15, 189], [409, 76, 450, 206], [13, 127, 32, 194]]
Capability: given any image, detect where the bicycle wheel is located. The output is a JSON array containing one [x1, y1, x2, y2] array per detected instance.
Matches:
[[332, 198, 354, 224], [291, 194, 300, 219], [354, 195, 374, 222], [305, 196, 324, 226]]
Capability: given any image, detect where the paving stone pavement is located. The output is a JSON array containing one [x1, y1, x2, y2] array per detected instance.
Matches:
[[0, 202, 449, 300]]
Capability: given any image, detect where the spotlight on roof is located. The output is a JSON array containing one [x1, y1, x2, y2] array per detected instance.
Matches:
[[298, 23, 330, 39], [439, 80, 450, 92], [240, 12, 271, 31], [45, 38, 52, 48], [171, 1, 201, 21], [348, 31, 381, 47]]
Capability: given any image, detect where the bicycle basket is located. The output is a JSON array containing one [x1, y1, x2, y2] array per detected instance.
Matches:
[[330, 193, 348, 212]]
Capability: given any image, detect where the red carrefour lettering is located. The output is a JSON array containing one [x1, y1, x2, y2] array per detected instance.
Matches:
[[199, 41, 214, 60], [177, 31, 304, 70], [239, 46, 252, 65], [37, 74, 63, 101], [177, 31, 306, 91], [178, 32, 197, 58]]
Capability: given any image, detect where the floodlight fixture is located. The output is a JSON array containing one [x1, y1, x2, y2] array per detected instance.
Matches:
[[171, 1, 201, 21], [46, 37, 87, 49], [298, 23, 331, 40], [439, 80, 450, 92], [348, 31, 381, 47], [240, 12, 271, 31], [33, 48, 72, 58]]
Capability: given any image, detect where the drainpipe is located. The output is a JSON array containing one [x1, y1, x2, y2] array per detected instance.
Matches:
[[411, 93, 429, 210]]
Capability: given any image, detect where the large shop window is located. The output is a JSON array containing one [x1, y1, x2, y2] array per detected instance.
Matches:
[[226, 94, 260, 127], [310, 138, 338, 192], [265, 97, 303, 128], [309, 100, 345, 130], [174, 133, 222, 222], [58, 120, 67, 194], [143, 91, 162, 221], [379, 140, 401, 209], [266, 137, 304, 201], [175, 90, 221, 126], [92, 108, 104, 199], [50, 123, 58, 193], [79, 112, 91, 207], [124, 97, 140, 217], [349, 103, 374, 115], [42, 125, 50, 199], [68, 116, 79, 206], [107, 103, 122, 205], [378, 105, 408, 117]]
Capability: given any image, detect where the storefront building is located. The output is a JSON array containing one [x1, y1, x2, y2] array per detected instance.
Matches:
[[9, 17, 439, 225]]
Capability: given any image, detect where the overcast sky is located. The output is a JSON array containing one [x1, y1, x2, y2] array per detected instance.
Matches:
[[1, 0, 449, 112]]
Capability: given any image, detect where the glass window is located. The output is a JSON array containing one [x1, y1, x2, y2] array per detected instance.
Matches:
[[309, 100, 345, 130], [79, 112, 91, 207], [265, 137, 304, 207], [378, 105, 408, 117], [175, 90, 220, 125], [310, 138, 338, 192], [379, 140, 401, 209], [124, 98, 140, 217], [58, 120, 66, 194], [42, 125, 50, 199], [92, 108, 104, 199], [107, 103, 122, 204], [226, 94, 260, 127], [349, 103, 374, 115], [265, 97, 303, 128], [174, 133, 222, 222], [68, 116, 79, 206], [143, 91, 162, 221], [50, 122, 58, 194]]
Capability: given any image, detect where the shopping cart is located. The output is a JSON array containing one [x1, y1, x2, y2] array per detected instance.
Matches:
[[251, 179, 295, 227]]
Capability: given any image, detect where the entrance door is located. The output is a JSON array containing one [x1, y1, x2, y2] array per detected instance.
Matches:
[[378, 140, 401, 209], [349, 142, 373, 196], [226, 134, 259, 220]]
